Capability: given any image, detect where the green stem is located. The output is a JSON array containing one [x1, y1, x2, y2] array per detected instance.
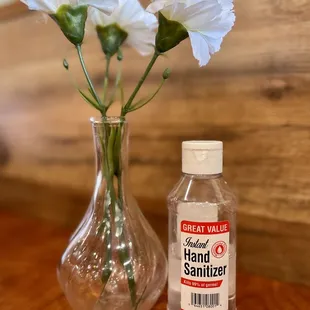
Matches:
[[105, 127, 117, 222], [103, 55, 111, 106], [134, 284, 147, 310], [76, 44, 105, 115], [107, 127, 116, 176], [120, 80, 125, 106], [107, 61, 123, 110], [97, 128, 113, 287], [122, 50, 159, 116], [116, 158, 137, 307], [100, 192, 112, 284], [98, 124, 137, 307], [118, 187, 137, 307]]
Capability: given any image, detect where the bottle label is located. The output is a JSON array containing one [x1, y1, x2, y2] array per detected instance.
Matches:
[[180, 220, 230, 310]]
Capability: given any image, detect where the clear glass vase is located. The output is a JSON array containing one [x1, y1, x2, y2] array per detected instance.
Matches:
[[57, 117, 168, 310]]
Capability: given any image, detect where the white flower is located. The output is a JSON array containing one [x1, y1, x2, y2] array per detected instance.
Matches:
[[21, 0, 119, 45], [20, 0, 117, 14], [147, 0, 235, 66], [89, 0, 158, 56]]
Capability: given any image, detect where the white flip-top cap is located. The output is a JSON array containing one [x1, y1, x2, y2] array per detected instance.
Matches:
[[182, 141, 223, 175]]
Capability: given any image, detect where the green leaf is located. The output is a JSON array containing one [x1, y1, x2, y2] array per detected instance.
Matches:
[[50, 5, 88, 46], [127, 78, 166, 113], [88, 87, 98, 101], [78, 89, 101, 111], [156, 12, 189, 53]]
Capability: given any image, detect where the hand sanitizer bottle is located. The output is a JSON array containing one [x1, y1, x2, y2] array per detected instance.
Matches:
[[168, 141, 237, 310]]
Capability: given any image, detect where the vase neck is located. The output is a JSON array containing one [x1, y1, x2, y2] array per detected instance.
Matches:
[[91, 117, 128, 179]]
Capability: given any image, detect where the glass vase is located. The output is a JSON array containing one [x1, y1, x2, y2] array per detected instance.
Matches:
[[57, 117, 168, 310]]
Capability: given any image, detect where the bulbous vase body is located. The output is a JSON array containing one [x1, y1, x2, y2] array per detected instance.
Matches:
[[57, 117, 167, 310]]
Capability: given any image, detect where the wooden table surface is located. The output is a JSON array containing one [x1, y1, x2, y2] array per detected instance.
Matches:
[[0, 212, 309, 310]]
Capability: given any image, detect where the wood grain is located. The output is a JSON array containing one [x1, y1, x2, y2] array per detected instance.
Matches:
[[1, 212, 310, 310], [1, 1, 310, 285], [0, 2, 27, 21]]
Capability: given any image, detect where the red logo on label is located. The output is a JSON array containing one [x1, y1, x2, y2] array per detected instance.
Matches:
[[211, 241, 227, 258]]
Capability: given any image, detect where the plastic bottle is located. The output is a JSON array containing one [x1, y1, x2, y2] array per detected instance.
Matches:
[[168, 141, 237, 310]]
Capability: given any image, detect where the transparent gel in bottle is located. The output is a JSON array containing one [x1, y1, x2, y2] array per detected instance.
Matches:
[[168, 141, 237, 310]]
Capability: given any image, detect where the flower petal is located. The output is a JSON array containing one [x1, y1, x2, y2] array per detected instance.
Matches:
[[117, 0, 150, 28], [83, 0, 118, 14], [188, 31, 211, 66], [123, 4, 157, 55], [88, 6, 113, 26], [205, 36, 222, 53], [147, 0, 170, 13], [193, 9, 235, 39], [20, 0, 58, 13], [178, 0, 222, 26], [126, 29, 155, 55], [217, 0, 234, 11]]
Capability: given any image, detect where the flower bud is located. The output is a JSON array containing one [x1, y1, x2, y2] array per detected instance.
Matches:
[[155, 12, 188, 53], [96, 24, 128, 57], [50, 5, 88, 46], [63, 59, 69, 70], [162, 68, 171, 79], [117, 49, 123, 61]]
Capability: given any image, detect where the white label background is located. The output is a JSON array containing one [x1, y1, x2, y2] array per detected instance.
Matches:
[[180, 221, 230, 310]]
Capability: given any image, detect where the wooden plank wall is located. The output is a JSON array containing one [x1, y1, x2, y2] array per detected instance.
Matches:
[[1, 1, 310, 285]]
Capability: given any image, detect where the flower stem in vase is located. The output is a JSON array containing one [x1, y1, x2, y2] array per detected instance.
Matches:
[[114, 124, 137, 307], [97, 127, 113, 288], [98, 122, 137, 307], [117, 173, 137, 307]]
